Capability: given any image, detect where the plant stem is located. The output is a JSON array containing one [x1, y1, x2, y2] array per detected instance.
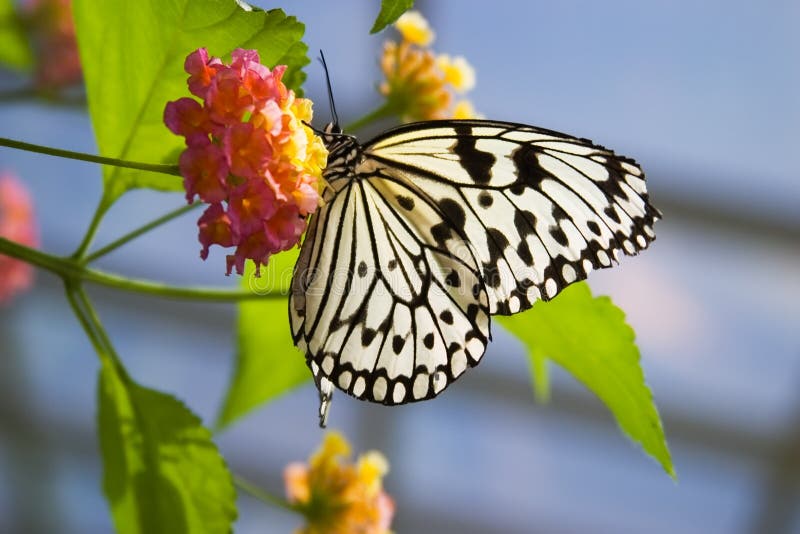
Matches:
[[84, 203, 200, 263], [0, 237, 285, 301], [344, 102, 398, 133], [73, 197, 108, 260], [233, 473, 298, 513], [0, 137, 180, 176]]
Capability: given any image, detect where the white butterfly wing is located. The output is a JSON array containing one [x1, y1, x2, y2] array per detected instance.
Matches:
[[363, 120, 660, 314], [290, 166, 491, 408]]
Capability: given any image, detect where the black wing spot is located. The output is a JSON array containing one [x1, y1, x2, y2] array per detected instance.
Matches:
[[445, 270, 461, 287], [392, 335, 405, 354], [439, 198, 467, 234], [604, 206, 622, 224], [517, 240, 533, 265], [453, 124, 496, 184], [550, 226, 570, 247], [439, 310, 454, 325], [361, 327, 377, 346], [514, 210, 537, 237], [512, 144, 547, 189], [357, 261, 368, 277], [431, 222, 452, 246], [587, 220, 602, 236], [423, 332, 435, 349], [387, 259, 398, 271], [397, 195, 415, 211], [483, 262, 502, 288], [478, 191, 493, 208]]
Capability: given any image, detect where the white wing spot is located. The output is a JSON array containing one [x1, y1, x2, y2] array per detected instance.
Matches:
[[322, 355, 334, 375], [562, 264, 577, 283], [338, 370, 352, 390], [373, 376, 387, 401], [623, 240, 635, 254], [433, 371, 447, 393], [545, 278, 558, 298], [582, 259, 593, 274], [413, 373, 429, 399], [451, 351, 467, 377], [636, 235, 647, 248], [392, 382, 406, 403], [597, 250, 611, 266], [644, 225, 655, 237], [353, 376, 366, 397]]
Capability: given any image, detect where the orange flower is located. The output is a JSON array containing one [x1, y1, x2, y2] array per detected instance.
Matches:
[[165, 48, 328, 275], [0, 173, 38, 303], [379, 11, 480, 121], [285, 432, 395, 534]]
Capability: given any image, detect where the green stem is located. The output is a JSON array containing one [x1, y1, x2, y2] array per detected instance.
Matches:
[[84, 203, 200, 263], [233, 473, 298, 513], [64, 282, 112, 364], [0, 137, 180, 176], [344, 102, 398, 133], [0, 237, 284, 301], [73, 197, 108, 260]]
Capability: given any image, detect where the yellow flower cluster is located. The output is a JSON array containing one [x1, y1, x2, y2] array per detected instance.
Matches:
[[284, 432, 394, 534], [380, 10, 480, 121]]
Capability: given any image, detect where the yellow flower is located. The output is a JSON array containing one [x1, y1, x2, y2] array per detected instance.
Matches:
[[285, 432, 395, 534], [437, 54, 476, 93], [452, 99, 483, 119], [394, 10, 434, 46]]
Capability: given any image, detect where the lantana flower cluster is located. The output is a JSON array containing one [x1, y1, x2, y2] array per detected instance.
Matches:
[[0, 173, 38, 303], [164, 48, 327, 275], [380, 10, 480, 121], [284, 432, 395, 534]]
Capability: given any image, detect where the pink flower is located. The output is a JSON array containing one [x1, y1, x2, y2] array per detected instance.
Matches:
[[0, 174, 39, 304], [164, 48, 328, 274], [22, 0, 82, 89]]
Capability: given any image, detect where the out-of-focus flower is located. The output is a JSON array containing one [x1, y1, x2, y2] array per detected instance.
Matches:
[[22, 0, 82, 89], [379, 10, 479, 121], [164, 48, 328, 275], [452, 100, 483, 120], [0, 174, 38, 304], [394, 10, 434, 46], [436, 55, 475, 93], [284, 432, 395, 534]]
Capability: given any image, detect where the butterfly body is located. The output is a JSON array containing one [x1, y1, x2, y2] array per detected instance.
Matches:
[[290, 119, 659, 425]]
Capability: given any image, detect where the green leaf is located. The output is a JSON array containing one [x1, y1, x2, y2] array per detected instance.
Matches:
[[216, 248, 310, 429], [370, 0, 414, 34], [497, 282, 675, 477], [72, 0, 308, 206], [97, 361, 237, 533], [0, 0, 32, 69]]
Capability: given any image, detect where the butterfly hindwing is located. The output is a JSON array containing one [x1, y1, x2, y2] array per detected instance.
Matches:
[[290, 163, 490, 407]]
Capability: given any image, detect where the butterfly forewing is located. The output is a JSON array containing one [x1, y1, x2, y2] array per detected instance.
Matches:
[[290, 119, 659, 419]]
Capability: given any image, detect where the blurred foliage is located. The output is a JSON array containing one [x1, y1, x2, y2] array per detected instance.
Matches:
[[370, 0, 415, 33]]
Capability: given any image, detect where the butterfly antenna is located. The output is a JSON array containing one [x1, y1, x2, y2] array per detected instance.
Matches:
[[319, 50, 341, 130]]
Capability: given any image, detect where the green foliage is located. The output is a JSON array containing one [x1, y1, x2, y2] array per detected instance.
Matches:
[[217, 249, 311, 429], [0, 0, 32, 69], [497, 282, 675, 478], [97, 360, 237, 534], [72, 0, 308, 207], [370, 0, 415, 33]]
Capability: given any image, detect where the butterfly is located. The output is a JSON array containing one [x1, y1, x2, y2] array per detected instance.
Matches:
[[289, 117, 660, 426]]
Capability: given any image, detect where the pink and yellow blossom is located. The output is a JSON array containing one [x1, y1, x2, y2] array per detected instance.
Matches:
[[0, 174, 39, 304], [284, 432, 395, 534], [164, 48, 328, 274]]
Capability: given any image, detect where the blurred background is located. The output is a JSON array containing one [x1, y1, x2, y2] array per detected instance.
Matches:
[[1, 0, 799, 532]]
